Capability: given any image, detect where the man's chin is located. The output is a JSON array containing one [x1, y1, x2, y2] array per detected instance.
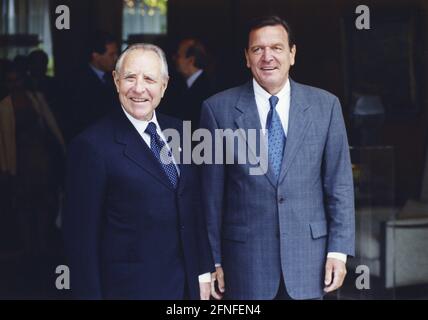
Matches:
[[257, 79, 279, 90], [126, 107, 154, 121], [136, 112, 154, 121]]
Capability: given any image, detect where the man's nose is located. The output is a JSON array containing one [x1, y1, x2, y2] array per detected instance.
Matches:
[[261, 48, 274, 62], [134, 78, 146, 93]]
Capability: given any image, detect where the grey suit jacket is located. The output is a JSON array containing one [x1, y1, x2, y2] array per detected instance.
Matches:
[[200, 79, 355, 299]]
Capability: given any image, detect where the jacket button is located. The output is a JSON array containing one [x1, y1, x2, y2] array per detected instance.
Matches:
[[278, 197, 285, 204]]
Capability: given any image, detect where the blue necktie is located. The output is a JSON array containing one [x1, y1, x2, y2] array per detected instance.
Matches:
[[266, 95, 286, 179], [145, 122, 179, 188]]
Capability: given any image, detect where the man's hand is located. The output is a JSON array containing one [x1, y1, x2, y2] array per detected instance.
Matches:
[[199, 281, 211, 300], [211, 266, 225, 299], [324, 257, 347, 293]]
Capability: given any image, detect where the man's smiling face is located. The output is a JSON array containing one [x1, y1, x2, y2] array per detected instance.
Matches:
[[113, 49, 168, 121], [245, 25, 296, 95]]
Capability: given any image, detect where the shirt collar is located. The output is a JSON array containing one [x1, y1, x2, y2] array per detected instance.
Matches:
[[186, 69, 203, 88], [121, 106, 160, 135], [253, 78, 290, 102], [89, 63, 106, 82]]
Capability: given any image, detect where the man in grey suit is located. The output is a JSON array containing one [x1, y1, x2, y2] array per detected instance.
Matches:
[[200, 16, 355, 300]]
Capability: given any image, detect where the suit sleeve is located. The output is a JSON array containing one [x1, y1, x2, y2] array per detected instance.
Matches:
[[62, 136, 107, 299], [185, 149, 215, 275], [199, 100, 225, 265], [322, 97, 355, 257], [195, 179, 216, 275]]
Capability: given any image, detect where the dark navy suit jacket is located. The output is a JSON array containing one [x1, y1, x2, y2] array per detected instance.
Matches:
[[63, 108, 213, 299]]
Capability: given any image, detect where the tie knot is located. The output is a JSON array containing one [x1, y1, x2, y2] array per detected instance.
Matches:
[[269, 95, 279, 109], [145, 122, 157, 137]]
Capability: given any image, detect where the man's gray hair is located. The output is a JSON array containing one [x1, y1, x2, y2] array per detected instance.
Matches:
[[115, 43, 169, 80]]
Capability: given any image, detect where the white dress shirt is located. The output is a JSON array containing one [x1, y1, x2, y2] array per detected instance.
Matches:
[[253, 78, 290, 135], [122, 108, 167, 149], [89, 63, 106, 83], [122, 107, 211, 283], [122, 107, 180, 174], [186, 69, 203, 88]]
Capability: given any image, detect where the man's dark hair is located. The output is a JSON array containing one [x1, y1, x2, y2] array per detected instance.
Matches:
[[184, 39, 208, 69], [13, 54, 28, 76], [245, 15, 295, 49], [87, 30, 117, 61], [28, 49, 49, 74]]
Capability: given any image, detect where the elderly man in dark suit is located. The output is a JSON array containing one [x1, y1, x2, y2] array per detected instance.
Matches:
[[63, 43, 213, 299]]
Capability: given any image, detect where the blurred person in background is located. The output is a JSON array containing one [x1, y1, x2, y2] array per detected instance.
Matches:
[[0, 59, 65, 256], [64, 30, 119, 141]]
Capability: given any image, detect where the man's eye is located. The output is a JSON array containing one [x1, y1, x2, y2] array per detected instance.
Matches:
[[273, 46, 283, 52], [125, 77, 135, 83], [252, 47, 261, 53], [145, 77, 156, 83]]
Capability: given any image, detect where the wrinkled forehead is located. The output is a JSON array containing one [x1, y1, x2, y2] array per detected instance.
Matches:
[[120, 49, 162, 75]]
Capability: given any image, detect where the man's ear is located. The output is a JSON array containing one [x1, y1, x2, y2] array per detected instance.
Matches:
[[244, 49, 250, 68], [161, 76, 169, 98], [290, 45, 296, 66], [112, 70, 120, 92]]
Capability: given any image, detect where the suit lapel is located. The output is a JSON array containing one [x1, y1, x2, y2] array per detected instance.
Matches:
[[278, 79, 312, 185], [234, 82, 277, 188], [114, 110, 175, 191]]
